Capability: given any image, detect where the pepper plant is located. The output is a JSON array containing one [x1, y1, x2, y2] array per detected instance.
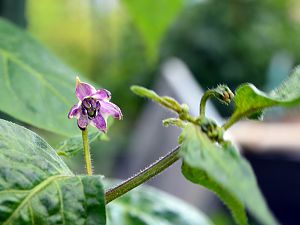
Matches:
[[0, 18, 300, 225]]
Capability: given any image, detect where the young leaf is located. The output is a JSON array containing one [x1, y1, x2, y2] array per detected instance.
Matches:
[[0, 119, 106, 225], [56, 119, 112, 157], [180, 124, 278, 225], [225, 67, 300, 129], [131, 85, 182, 113], [106, 183, 213, 225], [0, 18, 93, 137], [56, 132, 107, 157]]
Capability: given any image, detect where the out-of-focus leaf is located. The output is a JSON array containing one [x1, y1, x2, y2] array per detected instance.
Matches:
[[0, 119, 106, 225], [122, 0, 183, 61], [0, 18, 91, 137], [131, 85, 182, 112], [56, 132, 103, 157], [56, 119, 112, 157], [180, 124, 278, 225], [106, 183, 213, 225], [226, 67, 300, 128]]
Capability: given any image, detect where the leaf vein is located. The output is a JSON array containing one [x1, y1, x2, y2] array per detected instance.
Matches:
[[54, 180, 65, 225], [0, 49, 70, 106], [3, 175, 69, 224]]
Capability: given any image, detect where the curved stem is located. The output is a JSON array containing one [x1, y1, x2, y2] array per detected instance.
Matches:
[[199, 90, 214, 117], [105, 146, 181, 204], [82, 128, 93, 176]]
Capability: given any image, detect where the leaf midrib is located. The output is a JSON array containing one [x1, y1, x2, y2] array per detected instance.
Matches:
[[0, 48, 71, 106], [3, 174, 69, 224]]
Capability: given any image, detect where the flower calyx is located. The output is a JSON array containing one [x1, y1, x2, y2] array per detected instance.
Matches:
[[214, 85, 235, 105], [200, 118, 224, 143]]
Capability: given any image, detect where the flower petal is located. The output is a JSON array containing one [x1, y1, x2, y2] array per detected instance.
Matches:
[[92, 89, 111, 100], [100, 101, 122, 119], [68, 103, 80, 119], [76, 80, 96, 100], [77, 113, 90, 130], [92, 114, 107, 132]]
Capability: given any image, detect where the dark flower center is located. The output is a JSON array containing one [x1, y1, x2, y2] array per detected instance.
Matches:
[[82, 97, 100, 119]]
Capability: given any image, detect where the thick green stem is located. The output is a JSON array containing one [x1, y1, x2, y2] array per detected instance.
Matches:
[[105, 146, 181, 204], [82, 128, 93, 176]]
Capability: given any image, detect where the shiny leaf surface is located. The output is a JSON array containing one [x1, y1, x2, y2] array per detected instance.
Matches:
[[0, 119, 106, 225]]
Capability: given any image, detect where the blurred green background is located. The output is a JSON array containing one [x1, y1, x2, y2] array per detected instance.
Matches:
[[1, 0, 300, 224], [25, 0, 300, 119]]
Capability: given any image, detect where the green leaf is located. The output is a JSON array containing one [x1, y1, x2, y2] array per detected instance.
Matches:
[[122, 0, 183, 61], [0, 18, 89, 137], [131, 85, 182, 113], [225, 67, 300, 128], [56, 119, 112, 157], [131, 85, 162, 103], [180, 124, 278, 225], [106, 184, 213, 225], [0, 119, 106, 225], [56, 132, 104, 157]]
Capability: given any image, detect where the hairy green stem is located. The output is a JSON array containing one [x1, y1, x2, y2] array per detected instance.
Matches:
[[105, 146, 181, 204], [82, 128, 93, 176], [199, 90, 215, 117]]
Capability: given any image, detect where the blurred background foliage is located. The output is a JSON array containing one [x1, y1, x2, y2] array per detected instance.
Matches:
[[1, 0, 300, 223], [25, 0, 300, 119], [162, 0, 300, 115]]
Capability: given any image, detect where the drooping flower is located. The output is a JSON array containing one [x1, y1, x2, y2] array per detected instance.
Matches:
[[68, 77, 122, 132]]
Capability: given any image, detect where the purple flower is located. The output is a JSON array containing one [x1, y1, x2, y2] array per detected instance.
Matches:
[[68, 77, 122, 132]]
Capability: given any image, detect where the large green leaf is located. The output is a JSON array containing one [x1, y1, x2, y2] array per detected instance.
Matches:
[[122, 0, 183, 61], [180, 124, 278, 225], [0, 119, 106, 224], [106, 184, 213, 225], [225, 67, 300, 128], [0, 18, 86, 137]]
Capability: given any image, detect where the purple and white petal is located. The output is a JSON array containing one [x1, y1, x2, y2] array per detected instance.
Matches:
[[77, 113, 90, 130], [92, 114, 107, 132], [76, 81, 97, 100], [69, 76, 122, 132], [68, 103, 80, 119], [100, 101, 122, 119], [92, 89, 111, 100]]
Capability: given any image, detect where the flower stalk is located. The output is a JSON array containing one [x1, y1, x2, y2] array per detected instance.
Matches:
[[105, 145, 181, 204], [82, 128, 93, 175], [199, 89, 215, 118]]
